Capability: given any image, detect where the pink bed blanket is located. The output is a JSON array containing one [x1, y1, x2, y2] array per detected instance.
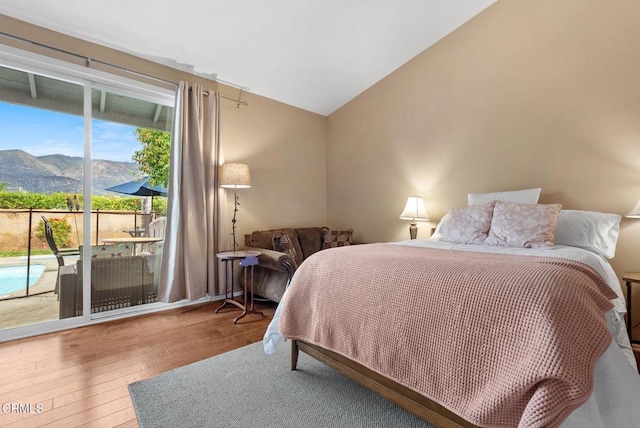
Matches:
[[278, 244, 617, 428]]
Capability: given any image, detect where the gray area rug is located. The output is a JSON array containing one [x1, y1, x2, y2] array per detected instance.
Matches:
[[129, 341, 434, 428]]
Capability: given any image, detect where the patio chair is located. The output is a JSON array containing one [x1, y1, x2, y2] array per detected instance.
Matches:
[[147, 216, 167, 239], [142, 217, 166, 255], [58, 255, 156, 318], [41, 216, 79, 294]]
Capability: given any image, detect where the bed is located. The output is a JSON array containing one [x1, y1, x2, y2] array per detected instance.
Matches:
[[264, 200, 640, 428]]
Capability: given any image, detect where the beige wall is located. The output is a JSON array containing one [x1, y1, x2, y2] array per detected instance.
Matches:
[[220, 92, 328, 243], [327, 0, 640, 329], [0, 14, 328, 248]]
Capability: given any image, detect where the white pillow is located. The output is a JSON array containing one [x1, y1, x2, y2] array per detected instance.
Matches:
[[554, 210, 621, 259], [468, 188, 541, 205], [430, 213, 449, 240]]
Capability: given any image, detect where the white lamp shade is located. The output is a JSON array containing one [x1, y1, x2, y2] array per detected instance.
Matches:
[[626, 199, 640, 218], [399, 196, 430, 222], [220, 163, 251, 188]]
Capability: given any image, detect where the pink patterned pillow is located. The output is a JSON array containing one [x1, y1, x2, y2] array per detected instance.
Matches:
[[485, 202, 562, 249], [439, 202, 495, 244]]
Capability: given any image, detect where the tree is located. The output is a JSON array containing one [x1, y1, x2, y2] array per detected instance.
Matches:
[[132, 128, 171, 187], [0, 183, 6, 191]]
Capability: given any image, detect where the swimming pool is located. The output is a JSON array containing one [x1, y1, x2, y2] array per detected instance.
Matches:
[[0, 265, 46, 295]]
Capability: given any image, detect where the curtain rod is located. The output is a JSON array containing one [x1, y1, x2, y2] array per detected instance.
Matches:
[[0, 31, 249, 107], [189, 86, 248, 108]]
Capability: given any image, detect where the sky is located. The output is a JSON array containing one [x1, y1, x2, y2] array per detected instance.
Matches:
[[0, 102, 140, 162]]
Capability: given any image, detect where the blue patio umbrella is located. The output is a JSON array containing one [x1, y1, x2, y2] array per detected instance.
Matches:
[[105, 177, 168, 216], [105, 177, 168, 197]]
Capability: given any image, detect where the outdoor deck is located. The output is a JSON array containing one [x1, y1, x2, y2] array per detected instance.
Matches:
[[0, 209, 159, 332], [0, 254, 64, 330]]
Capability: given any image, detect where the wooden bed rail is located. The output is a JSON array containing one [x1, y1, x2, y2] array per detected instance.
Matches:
[[291, 340, 478, 428]]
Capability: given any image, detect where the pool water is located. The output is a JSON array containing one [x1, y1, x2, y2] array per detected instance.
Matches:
[[0, 265, 46, 295]]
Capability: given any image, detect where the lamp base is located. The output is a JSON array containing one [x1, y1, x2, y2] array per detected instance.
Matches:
[[231, 189, 239, 252], [409, 223, 418, 240]]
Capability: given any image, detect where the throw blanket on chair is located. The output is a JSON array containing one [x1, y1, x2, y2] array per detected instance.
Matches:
[[279, 244, 616, 428]]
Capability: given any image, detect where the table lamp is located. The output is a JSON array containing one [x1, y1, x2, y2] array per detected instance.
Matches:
[[626, 199, 640, 218], [220, 163, 251, 252], [399, 196, 429, 240]]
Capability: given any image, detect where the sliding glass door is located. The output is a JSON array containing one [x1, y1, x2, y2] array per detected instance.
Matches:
[[0, 64, 86, 329], [89, 86, 172, 316], [0, 48, 175, 339]]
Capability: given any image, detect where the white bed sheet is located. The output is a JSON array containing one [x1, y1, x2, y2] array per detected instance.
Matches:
[[264, 240, 640, 427]]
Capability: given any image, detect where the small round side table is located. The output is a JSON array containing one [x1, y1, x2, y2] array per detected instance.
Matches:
[[215, 250, 264, 324]]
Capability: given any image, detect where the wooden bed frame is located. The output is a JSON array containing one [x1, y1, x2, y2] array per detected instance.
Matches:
[[291, 339, 478, 428]]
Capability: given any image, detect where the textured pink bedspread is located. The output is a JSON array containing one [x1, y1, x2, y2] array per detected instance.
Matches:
[[279, 244, 617, 428]]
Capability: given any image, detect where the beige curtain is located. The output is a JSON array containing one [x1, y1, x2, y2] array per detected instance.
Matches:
[[158, 82, 221, 302]]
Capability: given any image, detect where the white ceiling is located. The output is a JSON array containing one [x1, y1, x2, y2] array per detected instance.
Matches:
[[0, 0, 496, 116]]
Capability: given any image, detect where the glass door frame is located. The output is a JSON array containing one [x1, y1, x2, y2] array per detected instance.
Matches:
[[0, 43, 191, 343]]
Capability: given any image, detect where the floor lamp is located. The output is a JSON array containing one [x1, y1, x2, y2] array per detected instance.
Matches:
[[220, 163, 251, 253]]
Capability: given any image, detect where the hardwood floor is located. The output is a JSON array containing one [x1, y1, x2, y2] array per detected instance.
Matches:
[[0, 300, 276, 428], [2, 303, 637, 428]]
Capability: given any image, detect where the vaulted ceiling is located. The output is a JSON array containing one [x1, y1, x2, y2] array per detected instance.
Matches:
[[0, 1, 496, 115]]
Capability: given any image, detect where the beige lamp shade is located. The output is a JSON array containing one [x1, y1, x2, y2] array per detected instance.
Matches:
[[220, 163, 251, 188], [626, 199, 640, 218], [399, 196, 430, 222]]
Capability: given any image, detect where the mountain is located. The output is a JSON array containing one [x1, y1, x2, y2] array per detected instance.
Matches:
[[0, 149, 140, 195]]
